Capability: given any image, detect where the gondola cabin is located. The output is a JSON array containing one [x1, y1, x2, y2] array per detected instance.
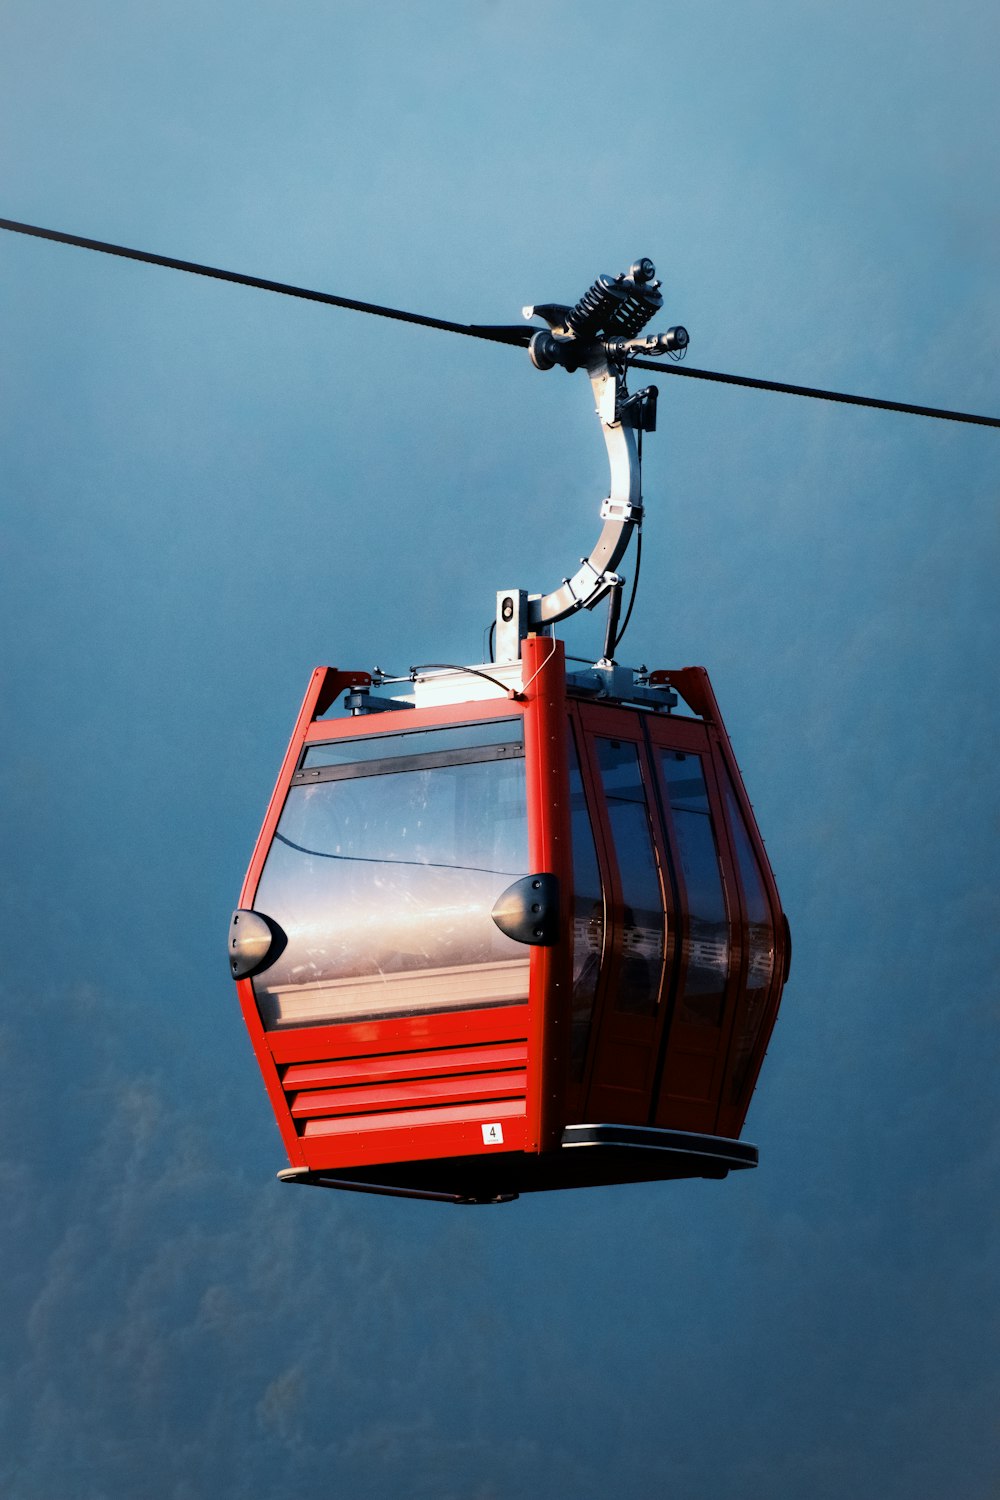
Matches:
[[230, 638, 790, 1201], [229, 256, 791, 1200]]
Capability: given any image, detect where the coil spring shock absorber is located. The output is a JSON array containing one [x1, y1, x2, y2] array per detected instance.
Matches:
[[564, 260, 664, 343], [563, 273, 628, 342], [604, 258, 664, 339], [603, 285, 663, 338]]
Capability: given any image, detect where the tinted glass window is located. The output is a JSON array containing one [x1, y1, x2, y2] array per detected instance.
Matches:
[[660, 750, 730, 1028], [302, 719, 522, 771], [724, 776, 776, 1098], [251, 753, 529, 1028], [568, 732, 605, 1078], [595, 738, 665, 1017]]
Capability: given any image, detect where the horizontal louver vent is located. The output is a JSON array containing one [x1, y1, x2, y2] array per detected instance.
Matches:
[[282, 1039, 528, 1136]]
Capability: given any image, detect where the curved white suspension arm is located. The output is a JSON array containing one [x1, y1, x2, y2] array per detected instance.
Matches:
[[526, 348, 642, 630], [496, 260, 685, 656]]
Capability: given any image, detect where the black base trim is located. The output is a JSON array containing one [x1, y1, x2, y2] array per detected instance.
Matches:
[[277, 1125, 757, 1203], [561, 1122, 758, 1170]]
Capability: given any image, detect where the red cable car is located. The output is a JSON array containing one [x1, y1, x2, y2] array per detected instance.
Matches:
[[229, 261, 791, 1201]]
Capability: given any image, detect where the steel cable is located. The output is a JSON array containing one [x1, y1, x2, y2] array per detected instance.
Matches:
[[2, 215, 997, 428]]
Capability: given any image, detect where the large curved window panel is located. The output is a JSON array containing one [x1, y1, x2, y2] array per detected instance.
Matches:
[[251, 737, 530, 1028], [659, 750, 731, 1028], [724, 775, 776, 1098], [595, 738, 666, 1017], [568, 733, 605, 1078]]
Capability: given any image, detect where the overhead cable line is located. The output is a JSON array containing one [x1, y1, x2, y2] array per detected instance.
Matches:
[[627, 355, 998, 427], [0, 215, 526, 347], [2, 215, 997, 430]]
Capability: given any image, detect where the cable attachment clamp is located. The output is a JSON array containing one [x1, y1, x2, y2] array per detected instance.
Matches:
[[600, 496, 643, 524]]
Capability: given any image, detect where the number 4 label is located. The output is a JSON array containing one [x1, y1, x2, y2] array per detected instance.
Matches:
[[481, 1122, 504, 1145]]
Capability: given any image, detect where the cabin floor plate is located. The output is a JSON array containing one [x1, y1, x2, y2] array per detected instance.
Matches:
[[276, 1125, 757, 1202]]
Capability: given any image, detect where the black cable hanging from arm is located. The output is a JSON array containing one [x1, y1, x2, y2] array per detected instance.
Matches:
[[2, 215, 998, 429], [612, 527, 642, 654], [608, 412, 645, 657], [409, 662, 521, 698]]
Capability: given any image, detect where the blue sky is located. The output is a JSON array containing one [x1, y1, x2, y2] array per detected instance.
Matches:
[[1, 3, 998, 1496]]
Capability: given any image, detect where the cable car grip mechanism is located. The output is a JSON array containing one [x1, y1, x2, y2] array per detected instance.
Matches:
[[496, 258, 688, 663]]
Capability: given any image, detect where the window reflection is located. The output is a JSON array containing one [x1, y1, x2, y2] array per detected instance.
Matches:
[[302, 718, 523, 770], [568, 733, 605, 1077], [595, 738, 665, 1017], [252, 752, 530, 1028], [659, 751, 730, 1028], [724, 776, 775, 1098]]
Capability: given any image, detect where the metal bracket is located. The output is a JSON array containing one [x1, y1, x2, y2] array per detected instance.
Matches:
[[495, 589, 529, 664], [600, 495, 643, 524], [618, 384, 658, 432], [491, 873, 560, 946], [344, 688, 415, 714]]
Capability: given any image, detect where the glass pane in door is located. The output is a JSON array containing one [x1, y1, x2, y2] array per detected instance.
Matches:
[[595, 738, 666, 1017], [568, 732, 605, 1077], [724, 776, 776, 1099], [659, 750, 731, 1028]]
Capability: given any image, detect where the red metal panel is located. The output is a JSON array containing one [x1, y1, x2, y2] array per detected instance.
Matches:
[[282, 1042, 528, 1092], [266, 1003, 530, 1066], [235, 977, 306, 1166], [520, 636, 573, 1153], [289, 1070, 528, 1118], [259, 1009, 530, 1171], [299, 1097, 528, 1169], [301, 691, 524, 743], [635, 715, 711, 754]]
